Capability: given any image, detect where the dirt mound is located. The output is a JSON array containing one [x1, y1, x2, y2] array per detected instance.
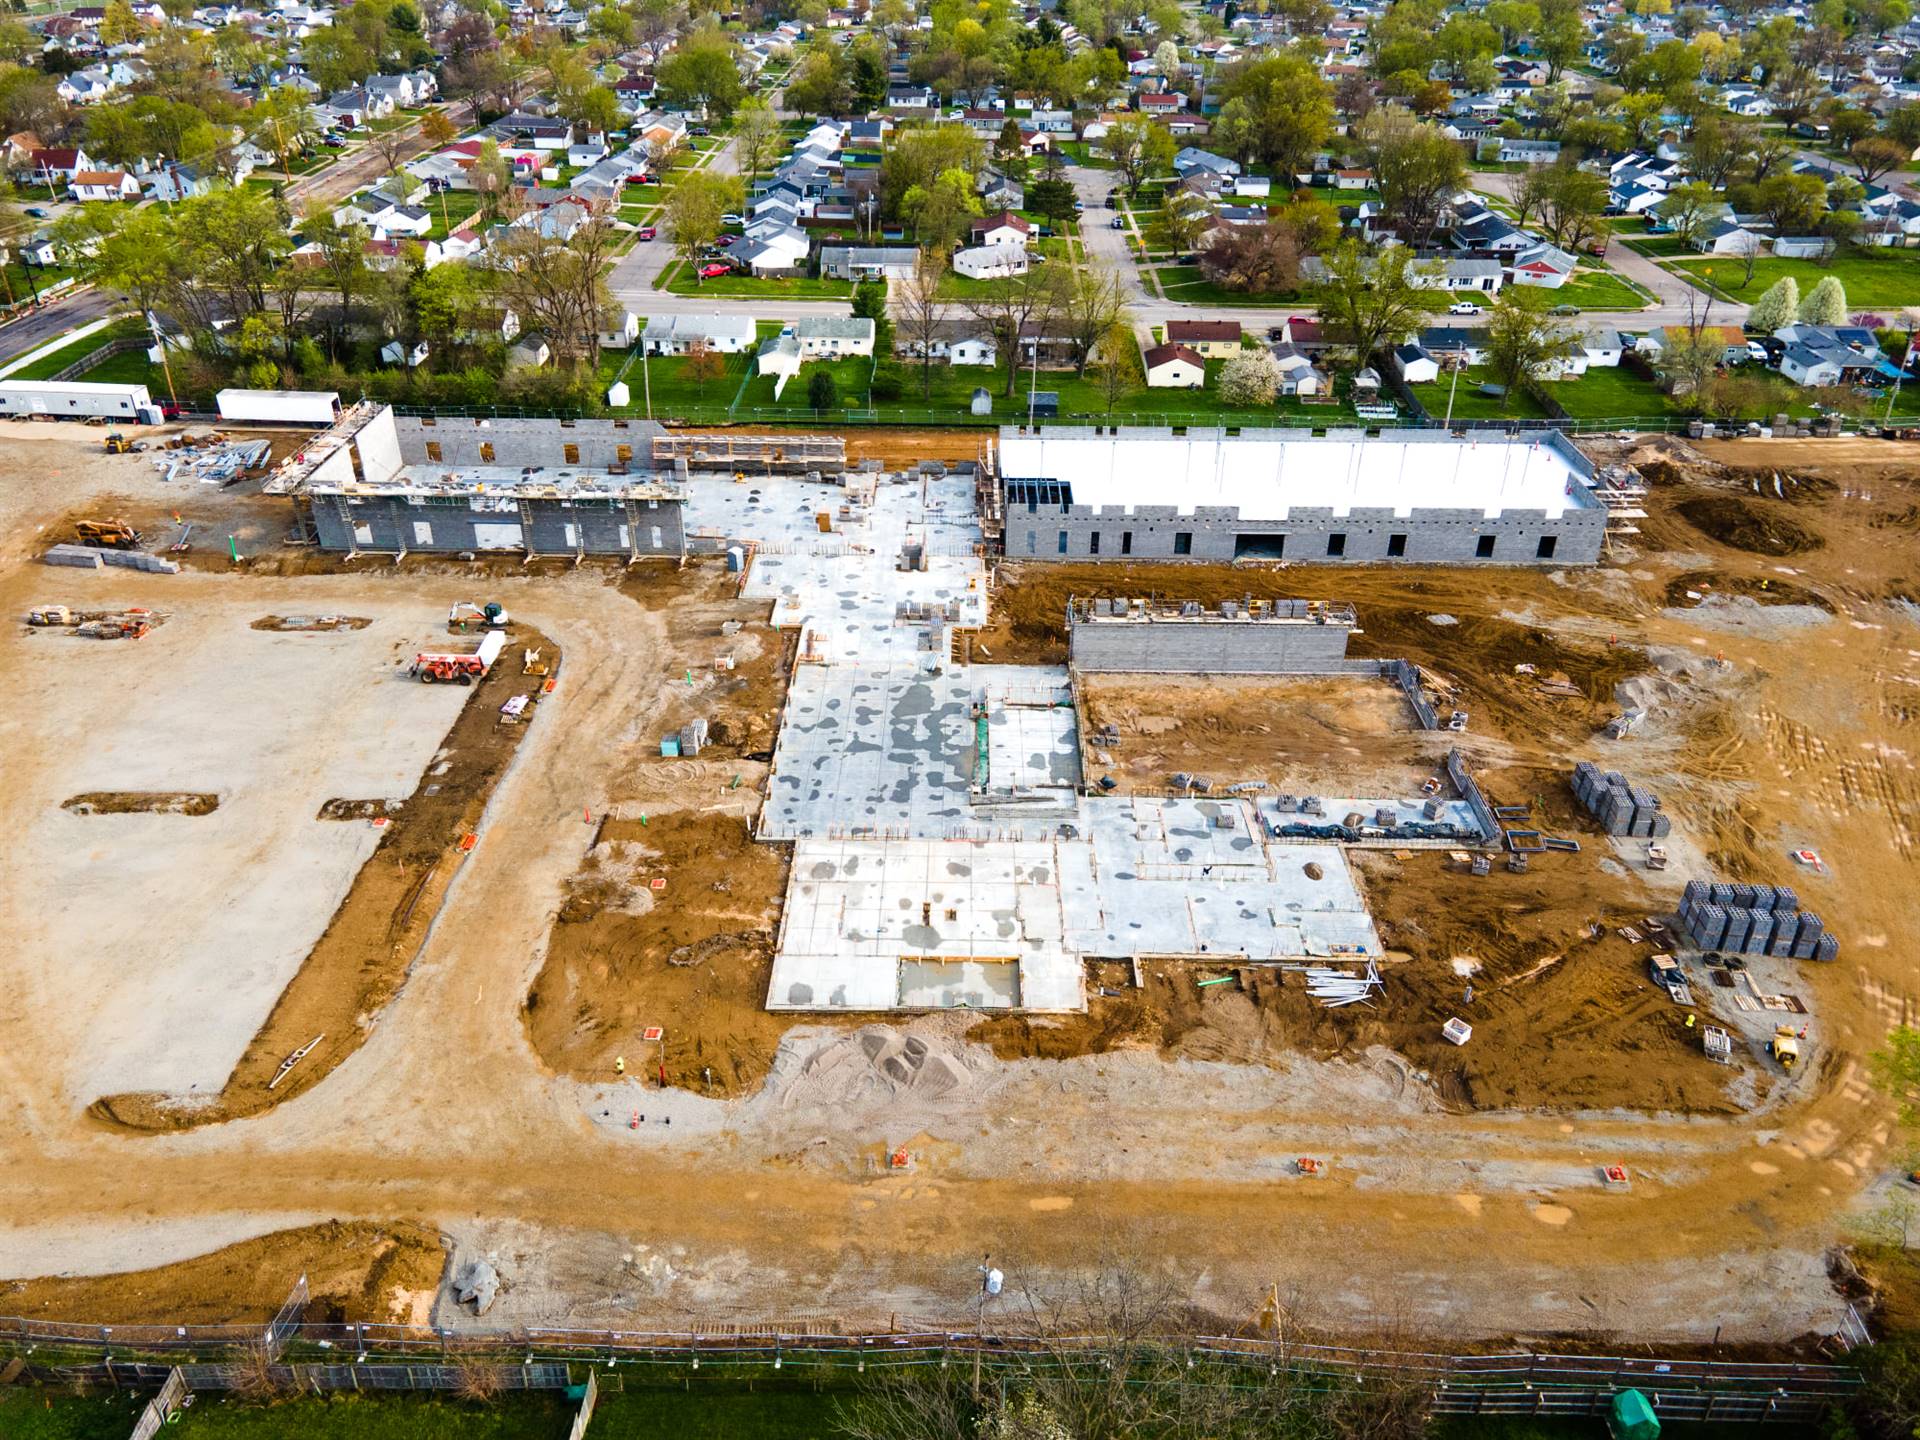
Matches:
[[0, 1221, 445, 1326], [251, 615, 373, 631], [316, 798, 405, 821], [524, 810, 806, 1095], [61, 791, 219, 816], [1663, 572, 1832, 612], [778, 1025, 979, 1107], [1675, 497, 1823, 556]]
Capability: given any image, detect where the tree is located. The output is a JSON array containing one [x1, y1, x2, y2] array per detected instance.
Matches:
[[1800, 274, 1849, 325], [880, 127, 985, 221], [1153, 39, 1179, 75], [1750, 172, 1826, 236], [1087, 320, 1142, 415], [666, 170, 739, 285], [1218, 348, 1284, 406], [784, 45, 851, 114], [806, 367, 838, 411], [894, 251, 949, 399], [684, 338, 725, 384], [656, 25, 745, 118], [1659, 182, 1720, 251], [1309, 238, 1442, 371], [1482, 289, 1577, 409], [965, 265, 1070, 397], [1744, 275, 1799, 333], [1354, 108, 1464, 244], [1101, 115, 1174, 197], [899, 167, 981, 248], [1162, 190, 1213, 253], [470, 139, 511, 223], [492, 197, 619, 371], [1853, 135, 1909, 187], [1197, 220, 1302, 295], [420, 108, 457, 149], [731, 97, 779, 184], [1059, 265, 1130, 375], [310, 213, 370, 359], [1212, 54, 1332, 178], [1529, 162, 1610, 252]]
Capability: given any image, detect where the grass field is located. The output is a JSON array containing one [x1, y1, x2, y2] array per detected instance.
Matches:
[[1538, 364, 1682, 423], [1410, 363, 1552, 421], [597, 345, 757, 417], [7, 317, 145, 379], [1551, 269, 1651, 311], [0, 1383, 1779, 1439], [658, 261, 854, 299], [1668, 250, 1920, 309], [1154, 264, 1301, 307]]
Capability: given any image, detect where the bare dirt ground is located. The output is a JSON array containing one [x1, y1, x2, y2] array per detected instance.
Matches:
[[3, 425, 1920, 1348]]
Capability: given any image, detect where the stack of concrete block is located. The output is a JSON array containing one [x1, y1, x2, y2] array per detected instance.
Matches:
[[41, 544, 178, 575], [1678, 879, 1839, 961], [1572, 762, 1671, 837], [679, 717, 709, 757]]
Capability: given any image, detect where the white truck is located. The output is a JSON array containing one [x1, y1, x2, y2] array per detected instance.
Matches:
[[215, 389, 343, 426]]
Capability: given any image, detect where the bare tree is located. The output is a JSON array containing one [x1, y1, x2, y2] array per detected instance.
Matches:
[[965, 266, 1070, 397], [894, 250, 949, 399], [491, 197, 619, 370], [1060, 265, 1131, 376]]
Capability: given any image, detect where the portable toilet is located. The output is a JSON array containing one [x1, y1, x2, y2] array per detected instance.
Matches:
[[1608, 1389, 1659, 1439]]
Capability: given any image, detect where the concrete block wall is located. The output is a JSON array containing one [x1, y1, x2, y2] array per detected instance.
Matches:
[[1003, 500, 1606, 567], [1068, 614, 1353, 673], [312, 492, 685, 556], [393, 416, 666, 469]]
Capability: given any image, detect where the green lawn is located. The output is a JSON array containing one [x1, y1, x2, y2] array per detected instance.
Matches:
[[598, 345, 756, 418], [1551, 269, 1651, 311], [1155, 264, 1301, 307], [8, 317, 145, 379], [1057, 141, 1113, 168], [423, 189, 484, 241], [1668, 250, 1920, 309], [1620, 233, 1693, 258], [1411, 364, 1552, 422], [735, 354, 875, 413], [1539, 364, 1683, 424], [659, 261, 854, 299], [81, 348, 164, 387]]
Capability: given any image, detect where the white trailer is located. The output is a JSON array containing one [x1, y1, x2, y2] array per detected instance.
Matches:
[[215, 389, 343, 426], [0, 380, 163, 425]]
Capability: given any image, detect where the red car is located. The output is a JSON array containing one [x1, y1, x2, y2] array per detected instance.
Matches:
[[699, 262, 732, 279], [715, 235, 734, 247], [636, 225, 656, 241]]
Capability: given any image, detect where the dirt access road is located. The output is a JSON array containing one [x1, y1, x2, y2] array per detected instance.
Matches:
[[0, 426, 1913, 1344]]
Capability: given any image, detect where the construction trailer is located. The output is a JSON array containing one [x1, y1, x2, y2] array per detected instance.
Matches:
[[0, 379, 164, 425], [215, 389, 343, 426]]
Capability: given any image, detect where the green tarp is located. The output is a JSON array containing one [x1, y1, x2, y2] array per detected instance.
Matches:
[[1608, 1387, 1660, 1440]]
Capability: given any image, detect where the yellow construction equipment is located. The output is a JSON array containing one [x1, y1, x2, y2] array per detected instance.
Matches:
[[1770, 1026, 1803, 1071], [74, 518, 142, 549], [103, 433, 132, 454], [27, 605, 73, 626]]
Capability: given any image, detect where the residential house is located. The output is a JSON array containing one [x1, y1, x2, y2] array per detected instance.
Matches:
[[486, 113, 574, 151], [640, 313, 756, 355], [144, 164, 209, 202], [28, 147, 92, 184], [68, 169, 140, 202], [953, 243, 1030, 279], [1143, 341, 1206, 388], [1172, 145, 1239, 178], [1269, 342, 1328, 397], [1701, 218, 1764, 256], [1507, 242, 1576, 288], [1165, 319, 1242, 358], [1418, 326, 1491, 366], [818, 246, 919, 281], [969, 211, 1031, 249], [899, 319, 996, 367], [1773, 323, 1892, 386], [1232, 175, 1272, 199], [1481, 137, 1561, 165], [734, 225, 812, 275], [793, 316, 875, 358], [567, 136, 609, 168], [597, 308, 639, 350]]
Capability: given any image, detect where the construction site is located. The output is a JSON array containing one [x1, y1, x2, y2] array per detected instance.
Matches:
[[4, 406, 1920, 1395]]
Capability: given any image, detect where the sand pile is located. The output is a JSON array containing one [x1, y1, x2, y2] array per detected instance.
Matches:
[[781, 1025, 978, 1109]]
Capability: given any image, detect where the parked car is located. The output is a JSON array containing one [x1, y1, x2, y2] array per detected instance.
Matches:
[[322, 135, 347, 148], [721, 211, 744, 226], [716, 235, 734, 246], [627, 173, 658, 184], [689, 125, 710, 136], [699, 262, 732, 278], [23, 206, 48, 218], [1744, 340, 1768, 363], [1072, 199, 1084, 212], [1448, 301, 1481, 315], [636, 225, 657, 241], [1548, 303, 1580, 316], [1110, 215, 1125, 229]]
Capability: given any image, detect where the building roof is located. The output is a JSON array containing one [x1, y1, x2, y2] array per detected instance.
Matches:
[[1144, 342, 1205, 370], [1167, 320, 1242, 343]]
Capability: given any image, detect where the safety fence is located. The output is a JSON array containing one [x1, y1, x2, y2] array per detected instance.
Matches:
[[1, 1319, 1864, 1428]]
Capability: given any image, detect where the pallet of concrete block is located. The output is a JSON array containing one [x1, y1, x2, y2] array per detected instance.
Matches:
[[41, 543, 179, 575], [1678, 878, 1838, 961], [1571, 762, 1669, 838]]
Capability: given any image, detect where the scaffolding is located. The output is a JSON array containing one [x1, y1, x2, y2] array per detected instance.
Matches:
[[650, 432, 846, 476]]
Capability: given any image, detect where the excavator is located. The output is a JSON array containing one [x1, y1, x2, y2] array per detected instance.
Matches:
[[448, 601, 509, 632], [74, 517, 142, 549], [1770, 1026, 1804, 1072]]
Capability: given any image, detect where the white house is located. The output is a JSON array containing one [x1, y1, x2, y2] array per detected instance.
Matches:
[[640, 313, 756, 355], [793, 316, 875, 358], [953, 243, 1030, 280], [68, 169, 140, 201], [968, 211, 1030, 249], [1143, 341, 1205, 388]]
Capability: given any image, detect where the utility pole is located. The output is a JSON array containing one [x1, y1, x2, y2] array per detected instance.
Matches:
[[1443, 357, 1463, 429]]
